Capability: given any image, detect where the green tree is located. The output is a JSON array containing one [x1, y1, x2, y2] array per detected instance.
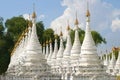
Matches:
[[36, 21, 44, 44], [0, 17, 11, 75], [43, 28, 54, 42], [5, 16, 28, 42], [91, 31, 106, 46], [0, 17, 4, 36]]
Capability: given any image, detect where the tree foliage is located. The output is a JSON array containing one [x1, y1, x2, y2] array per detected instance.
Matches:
[[36, 21, 44, 44], [43, 28, 54, 41], [5, 17, 28, 42], [0, 17, 4, 36], [0, 17, 11, 75], [91, 31, 106, 46]]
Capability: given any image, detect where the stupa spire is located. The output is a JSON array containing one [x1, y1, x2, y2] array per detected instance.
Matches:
[[45, 40, 49, 59], [74, 11, 79, 26], [107, 50, 116, 74], [57, 30, 64, 59], [86, 2, 90, 17], [47, 38, 53, 65], [42, 43, 46, 55], [32, 3, 36, 19], [51, 32, 58, 67], [63, 21, 72, 57], [70, 13, 81, 65], [79, 3, 100, 66], [104, 50, 109, 66], [115, 48, 120, 74], [26, 8, 42, 56], [67, 20, 70, 31]]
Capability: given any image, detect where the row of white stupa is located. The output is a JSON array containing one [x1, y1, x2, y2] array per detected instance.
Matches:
[[103, 48, 120, 76], [2, 7, 116, 80]]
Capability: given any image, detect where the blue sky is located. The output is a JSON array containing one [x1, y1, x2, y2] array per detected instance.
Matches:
[[0, 0, 120, 54], [0, 0, 66, 27]]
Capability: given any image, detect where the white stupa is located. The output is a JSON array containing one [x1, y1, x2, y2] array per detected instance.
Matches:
[[107, 50, 116, 75], [79, 8, 100, 67], [51, 34, 58, 72], [115, 48, 120, 75], [75, 6, 115, 80], [70, 13, 81, 66], [4, 4, 116, 80], [6, 10, 61, 80], [56, 31, 64, 67], [45, 40, 49, 59], [42, 43, 46, 55], [62, 23, 72, 68], [59, 23, 72, 80], [104, 51, 109, 66], [54, 31, 64, 74], [47, 39, 53, 65]]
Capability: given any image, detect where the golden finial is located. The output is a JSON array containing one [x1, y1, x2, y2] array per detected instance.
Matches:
[[32, 3, 37, 18], [46, 40, 49, 44], [49, 38, 52, 43], [86, 2, 90, 17], [60, 31, 63, 36], [67, 20, 70, 30], [118, 47, 120, 51], [60, 26, 63, 36], [43, 43, 46, 47], [74, 11, 79, 25], [54, 34, 58, 39], [112, 47, 116, 51]]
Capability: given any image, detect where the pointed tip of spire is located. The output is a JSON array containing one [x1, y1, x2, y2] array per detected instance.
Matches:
[[67, 20, 70, 30], [32, 3, 37, 18], [119, 47, 120, 51], [49, 38, 52, 43], [86, 10, 90, 17], [54, 34, 58, 39], [60, 26, 63, 36], [43, 43, 45, 47], [60, 31, 63, 36], [86, 2, 90, 17], [74, 11, 79, 25], [112, 47, 116, 51], [46, 40, 49, 44]]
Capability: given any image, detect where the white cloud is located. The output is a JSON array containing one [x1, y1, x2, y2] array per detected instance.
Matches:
[[50, 0, 114, 34], [22, 14, 46, 21], [22, 14, 30, 20], [111, 18, 120, 32], [49, 0, 120, 52]]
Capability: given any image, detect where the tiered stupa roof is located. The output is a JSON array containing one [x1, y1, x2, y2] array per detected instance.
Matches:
[[57, 31, 64, 60], [51, 34, 58, 66], [47, 38, 53, 65], [79, 8, 101, 66], [62, 21, 72, 71], [45, 40, 49, 59], [70, 13, 81, 66]]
